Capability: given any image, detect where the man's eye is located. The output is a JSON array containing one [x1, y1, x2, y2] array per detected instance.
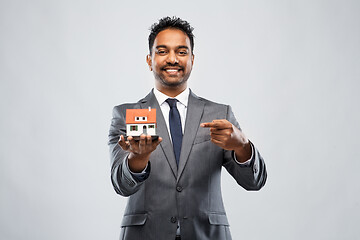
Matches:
[[179, 51, 188, 55], [158, 50, 167, 54]]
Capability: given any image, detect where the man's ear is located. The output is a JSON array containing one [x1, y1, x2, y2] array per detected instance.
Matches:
[[146, 54, 152, 71], [191, 54, 195, 66]]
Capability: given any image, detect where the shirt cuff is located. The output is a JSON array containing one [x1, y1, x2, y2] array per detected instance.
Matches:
[[125, 158, 150, 182], [233, 141, 254, 166]]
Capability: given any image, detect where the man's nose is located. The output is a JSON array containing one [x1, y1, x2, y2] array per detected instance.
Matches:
[[166, 51, 178, 64]]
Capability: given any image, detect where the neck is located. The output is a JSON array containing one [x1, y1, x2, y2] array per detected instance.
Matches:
[[155, 83, 187, 97]]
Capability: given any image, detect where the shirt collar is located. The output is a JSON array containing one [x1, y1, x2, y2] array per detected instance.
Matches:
[[153, 87, 189, 108]]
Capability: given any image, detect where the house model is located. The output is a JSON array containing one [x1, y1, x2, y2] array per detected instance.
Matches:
[[126, 108, 157, 137]]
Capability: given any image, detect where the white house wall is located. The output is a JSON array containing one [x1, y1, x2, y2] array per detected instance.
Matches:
[[126, 124, 156, 136]]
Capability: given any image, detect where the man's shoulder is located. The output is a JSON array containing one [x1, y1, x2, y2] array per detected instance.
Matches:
[[113, 102, 140, 110], [112, 102, 145, 117], [113, 92, 153, 113], [192, 92, 229, 109], [190, 95, 230, 120]]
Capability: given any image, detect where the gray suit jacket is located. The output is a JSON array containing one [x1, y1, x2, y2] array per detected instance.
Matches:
[[108, 89, 267, 240]]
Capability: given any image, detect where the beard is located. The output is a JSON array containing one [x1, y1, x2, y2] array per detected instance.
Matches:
[[154, 73, 189, 87], [153, 64, 192, 88]]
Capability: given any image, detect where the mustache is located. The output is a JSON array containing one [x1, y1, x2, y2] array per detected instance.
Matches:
[[161, 63, 183, 70]]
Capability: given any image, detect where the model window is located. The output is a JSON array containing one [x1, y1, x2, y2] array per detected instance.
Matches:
[[148, 125, 155, 128], [130, 125, 138, 131], [135, 116, 147, 121]]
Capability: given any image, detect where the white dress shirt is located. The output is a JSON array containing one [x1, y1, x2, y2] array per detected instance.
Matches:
[[153, 87, 189, 139]]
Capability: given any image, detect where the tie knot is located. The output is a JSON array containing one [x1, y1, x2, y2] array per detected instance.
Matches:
[[166, 98, 178, 108]]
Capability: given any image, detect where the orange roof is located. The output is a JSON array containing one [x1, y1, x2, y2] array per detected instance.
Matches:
[[126, 108, 156, 124]]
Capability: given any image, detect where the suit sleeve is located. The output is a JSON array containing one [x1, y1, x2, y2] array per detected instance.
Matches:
[[222, 105, 267, 191], [108, 105, 147, 196]]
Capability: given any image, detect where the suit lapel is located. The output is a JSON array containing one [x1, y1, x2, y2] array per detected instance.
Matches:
[[177, 90, 205, 182], [140, 90, 177, 179]]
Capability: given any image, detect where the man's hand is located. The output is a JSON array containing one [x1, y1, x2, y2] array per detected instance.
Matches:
[[200, 119, 252, 163], [118, 134, 162, 172]]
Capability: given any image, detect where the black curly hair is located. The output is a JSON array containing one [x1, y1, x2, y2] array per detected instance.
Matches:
[[148, 16, 194, 54]]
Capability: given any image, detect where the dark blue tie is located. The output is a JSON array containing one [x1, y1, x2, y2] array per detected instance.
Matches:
[[166, 98, 183, 166]]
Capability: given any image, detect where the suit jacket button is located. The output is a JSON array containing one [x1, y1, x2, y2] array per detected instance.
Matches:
[[176, 186, 183, 192], [171, 217, 177, 223]]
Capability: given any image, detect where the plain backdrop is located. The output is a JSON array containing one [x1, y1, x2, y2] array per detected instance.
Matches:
[[1, 0, 359, 239]]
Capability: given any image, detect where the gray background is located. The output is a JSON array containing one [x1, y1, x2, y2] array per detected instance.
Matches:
[[1, 0, 359, 239]]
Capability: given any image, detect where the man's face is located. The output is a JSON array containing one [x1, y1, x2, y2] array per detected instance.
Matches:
[[147, 28, 194, 90]]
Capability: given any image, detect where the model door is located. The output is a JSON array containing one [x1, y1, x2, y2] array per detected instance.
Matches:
[[143, 125, 147, 135]]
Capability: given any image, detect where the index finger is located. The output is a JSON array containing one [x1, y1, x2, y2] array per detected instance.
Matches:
[[200, 120, 231, 129], [200, 122, 218, 128]]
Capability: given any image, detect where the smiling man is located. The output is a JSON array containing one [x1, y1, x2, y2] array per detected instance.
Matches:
[[146, 28, 194, 96], [108, 16, 267, 240]]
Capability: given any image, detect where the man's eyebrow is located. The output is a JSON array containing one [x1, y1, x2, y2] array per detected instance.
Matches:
[[155, 45, 168, 49], [177, 45, 189, 49], [155, 45, 189, 50]]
